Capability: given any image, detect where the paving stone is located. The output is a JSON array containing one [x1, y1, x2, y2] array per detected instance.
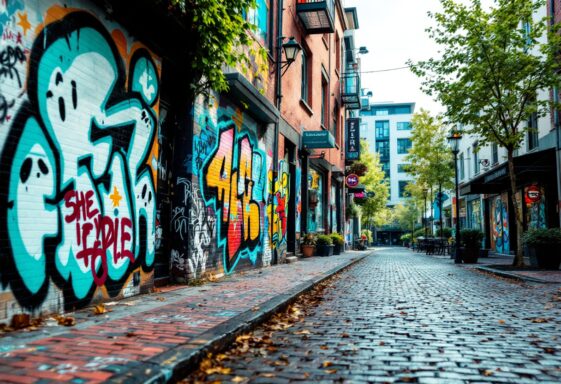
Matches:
[[183, 248, 561, 383]]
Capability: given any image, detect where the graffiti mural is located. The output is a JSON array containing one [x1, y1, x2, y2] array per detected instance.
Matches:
[[0, 8, 159, 311], [525, 185, 546, 229], [269, 160, 289, 250], [490, 195, 509, 254], [200, 118, 266, 274]]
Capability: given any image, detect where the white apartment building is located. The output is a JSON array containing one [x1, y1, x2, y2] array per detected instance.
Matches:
[[359, 100, 415, 207]]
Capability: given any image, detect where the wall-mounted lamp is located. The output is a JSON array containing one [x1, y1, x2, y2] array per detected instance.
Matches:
[[275, 37, 302, 76]]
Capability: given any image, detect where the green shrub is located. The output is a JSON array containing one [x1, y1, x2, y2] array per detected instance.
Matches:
[[302, 233, 316, 246], [413, 228, 426, 238], [436, 227, 452, 238], [329, 233, 344, 246], [400, 233, 412, 242], [316, 234, 333, 246], [460, 229, 484, 249], [522, 228, 561, 246]]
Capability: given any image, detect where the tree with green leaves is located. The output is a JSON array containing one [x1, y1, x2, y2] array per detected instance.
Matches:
[[409, 0, 561, 266], [165, 0, 265, 97], [394, 201, 421, 237], [355, 140, 391, 229], [405, 109, 454, 236]]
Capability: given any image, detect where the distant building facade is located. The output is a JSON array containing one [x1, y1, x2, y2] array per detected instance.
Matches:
[[359, 101, 415, 207]]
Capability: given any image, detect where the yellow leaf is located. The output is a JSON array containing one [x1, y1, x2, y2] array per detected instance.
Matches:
[[294, 329, 311, 335], [340, 332, 350, 338], [531, 317, 549, 323], [260, 373, 275, 378], [204, 366, 232, 375], [93, 304, 107, 315], [498, 320, 505, 324], [322, 361, 333, 368], [232, 377, 246, 383], [483, 370, 494, 376], [325, 369, 338, 374], [320, 345, 329, 350]]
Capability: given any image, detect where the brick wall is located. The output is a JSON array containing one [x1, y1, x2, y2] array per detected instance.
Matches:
[[174, 93, 275, 279], [0, 0, 160, 321]]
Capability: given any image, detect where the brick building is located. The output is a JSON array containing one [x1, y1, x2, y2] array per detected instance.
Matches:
[[0, 0, 360, 322]]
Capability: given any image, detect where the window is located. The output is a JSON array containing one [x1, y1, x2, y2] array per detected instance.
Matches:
[[375, 121, 389, 139], [376, 141, 389, 159], [248, 0, 269, 46], [335, 34, 341, 73], [492, 143, 499, 164], [301, 50, 309, 104], [459, 153, 465, 180], [381, 162, 390, 179], [332, 101, 339, 143], [321, 71, 328, 127], [397, 122, 412, 130], [397, 138, 412, 154], [398, 164, 408, 173], [527, 112, 538, 150], [473, 143, 480, 174], [399, 181, 409, 197]]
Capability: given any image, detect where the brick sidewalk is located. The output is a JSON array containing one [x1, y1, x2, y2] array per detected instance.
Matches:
[[0, 251, 370, 383]]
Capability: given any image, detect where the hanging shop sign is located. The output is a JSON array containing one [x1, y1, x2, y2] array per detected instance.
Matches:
[[346, 118, 360, 160], [526, 185, 541, 203], [346, 173, 359, 188], [302, 130, 335, 149]]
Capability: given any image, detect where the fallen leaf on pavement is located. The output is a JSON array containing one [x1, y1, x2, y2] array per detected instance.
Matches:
[[498, 320, 505, 324], [340, 332, 350, 338], [232, 377, 246, 383], [322, 361, 333, 368], [320, 345, 329, 350], [531, 317, 550, 323], [294, 329, 311, 335], [325, 369, 338, 374], [204, 366, 232, 375], [10, 314, 31, 329], [93, 304, 107, 315], [483, 370, 494, 376]]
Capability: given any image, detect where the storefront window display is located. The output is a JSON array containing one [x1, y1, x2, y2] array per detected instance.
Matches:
[[308, 168, 324, 232], [467, 199, 482, 230]]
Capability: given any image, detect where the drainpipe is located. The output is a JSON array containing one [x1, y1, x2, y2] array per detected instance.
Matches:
[[552, 0, 561, 225], [271, 0, 283, 263]]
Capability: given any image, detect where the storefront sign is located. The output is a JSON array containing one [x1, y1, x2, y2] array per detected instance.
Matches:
[[346, 174, 359, 188], [346, 118, 360, 160], [302, 130, 335, 149], [526, 185, 541, 203]]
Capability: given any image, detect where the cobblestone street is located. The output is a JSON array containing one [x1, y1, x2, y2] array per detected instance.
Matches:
[[188, 248, 561, 383]]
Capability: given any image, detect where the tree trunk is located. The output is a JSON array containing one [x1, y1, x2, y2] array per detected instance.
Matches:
[[507, 150, 524, 267]]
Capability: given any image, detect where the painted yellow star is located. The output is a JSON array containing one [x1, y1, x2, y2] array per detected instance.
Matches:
[[109, 186, 122, 208], [17, 12, 31, 37]]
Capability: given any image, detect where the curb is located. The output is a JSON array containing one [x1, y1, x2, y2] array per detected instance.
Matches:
[[476, 265, 557, 284], [107, 252, 371, 383]]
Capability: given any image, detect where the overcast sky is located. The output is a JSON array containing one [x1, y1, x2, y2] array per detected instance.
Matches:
[[343, 0, 445, 114]]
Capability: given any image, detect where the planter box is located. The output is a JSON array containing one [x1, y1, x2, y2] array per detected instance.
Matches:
[[333, 244, 342, 255], [316, 244, 334, 257], [527, 244, 561, 269], [301, 245, 315, 258], [462, 247, 479, 264]]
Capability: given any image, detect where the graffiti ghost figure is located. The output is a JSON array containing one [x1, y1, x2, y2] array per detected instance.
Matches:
[[0, 12, 159, 309]]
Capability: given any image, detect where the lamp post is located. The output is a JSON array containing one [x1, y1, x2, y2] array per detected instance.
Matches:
[[423, 188, 428, 238], [447, 130, 463, 264]]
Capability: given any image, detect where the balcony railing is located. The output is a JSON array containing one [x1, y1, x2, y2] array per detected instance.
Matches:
[[296, 0, 335, 34], [341, 71, 360, 110]]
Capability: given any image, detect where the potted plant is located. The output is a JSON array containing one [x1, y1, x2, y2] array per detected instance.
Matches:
[[400, 233, 412, 247], [301, 233, 316, 258], [316, 234, 334, 256], [523, 228, 561, 269], [330, 233, 344, 255], [460, 229, 484, 263]]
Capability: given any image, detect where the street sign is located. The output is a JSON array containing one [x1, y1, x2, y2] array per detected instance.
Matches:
[[526, 185, 541, 203], [346, 118, 360, 160], [346, 174, 359, 188], [302, 130, 335, 149]]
